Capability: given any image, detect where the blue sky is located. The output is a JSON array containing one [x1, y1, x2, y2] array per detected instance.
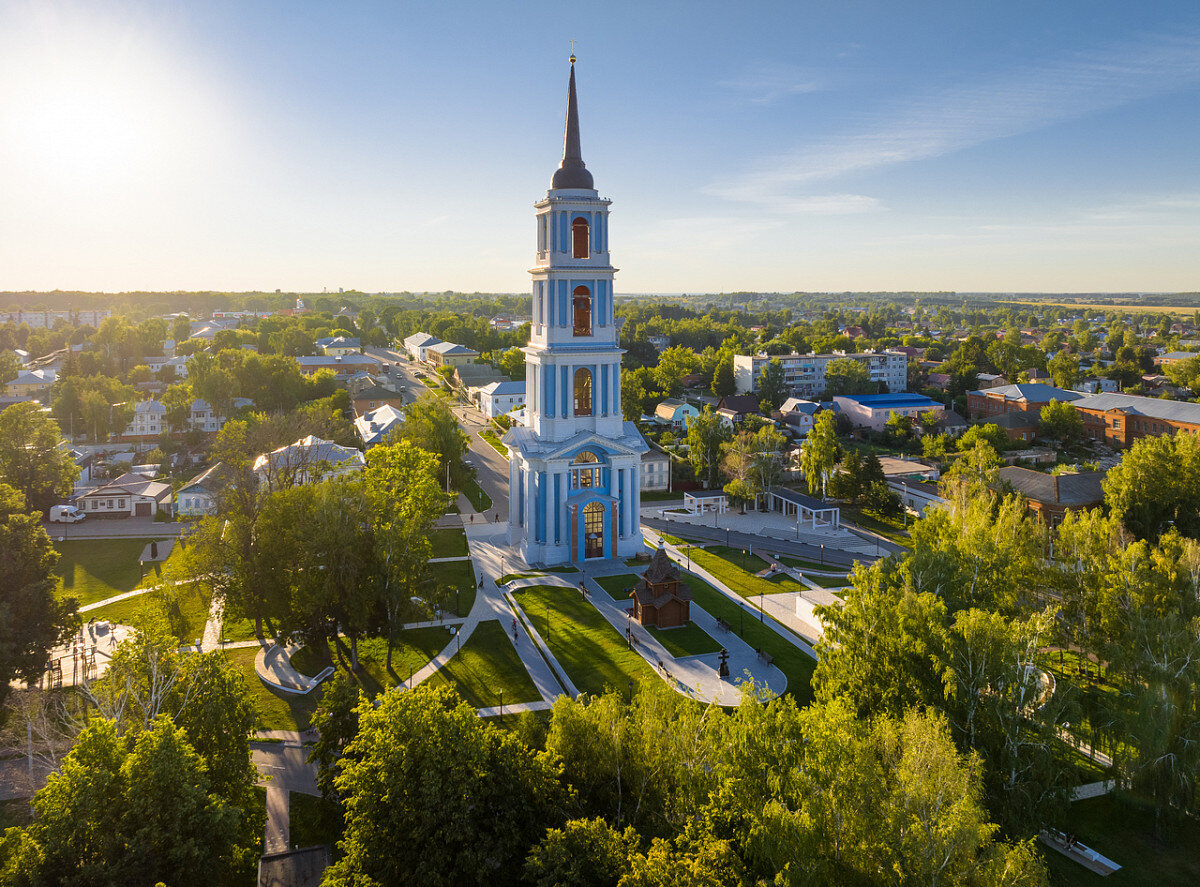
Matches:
[[0, 0, 1197, 294]]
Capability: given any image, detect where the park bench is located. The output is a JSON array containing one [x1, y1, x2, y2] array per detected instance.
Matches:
[[306, 666, 336, 692], [715, 617, 732, 633], [757, 650, 774, 666]]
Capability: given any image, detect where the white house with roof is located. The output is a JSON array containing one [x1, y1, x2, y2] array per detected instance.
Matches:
[[354, 404, 405, 448], [426, 341, 480, 368], [478, 380, 527, 419], [252, 435, 365, 490], [834, 393, 945, 432], [403, 332, 442, 363], [317, 336, 361, 356], [76, 472, 173, 518]]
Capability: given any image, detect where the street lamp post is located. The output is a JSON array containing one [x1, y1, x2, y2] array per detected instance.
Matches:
[[545, 602, 550, 645], [903, 482, 909, 528]]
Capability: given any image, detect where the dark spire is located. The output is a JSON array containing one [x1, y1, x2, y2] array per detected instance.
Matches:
[[551, 55, 594, 190]]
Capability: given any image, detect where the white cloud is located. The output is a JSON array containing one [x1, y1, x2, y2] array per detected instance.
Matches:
[[708, 30, 1200, 204], [718, 62, 823, 105]]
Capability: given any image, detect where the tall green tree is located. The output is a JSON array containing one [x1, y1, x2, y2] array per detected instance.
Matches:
[[0, 402, 79, 512], [1038, 399, 1084, 444], [397, 396, 471, 491], [326, 685, 566, 887], [710, 348, 736, 397], [686, 408, 731, 489], [13, 716, 241, 887], [0, 484, 77, 721], [1102, 431, 1200, 541], [756, 358, 787, 411], [799, 411, 839, 497], [362, 440, 446, 666], [823, 358, 874, 396]]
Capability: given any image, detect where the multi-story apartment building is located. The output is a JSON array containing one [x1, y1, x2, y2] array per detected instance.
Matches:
[[733, 350, 907, 398], [0, 309, 111, 329]]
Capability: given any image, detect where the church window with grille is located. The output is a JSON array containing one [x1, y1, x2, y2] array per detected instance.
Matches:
[[572, 286, 592, 336], [572, 216, 589, 258], [574, 367, 592, 416]]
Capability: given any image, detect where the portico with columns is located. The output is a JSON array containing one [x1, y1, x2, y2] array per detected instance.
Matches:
[[503, 55, 647, 565]]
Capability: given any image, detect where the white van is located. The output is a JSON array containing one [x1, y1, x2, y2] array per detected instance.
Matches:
[[49, 504, 86, 523]]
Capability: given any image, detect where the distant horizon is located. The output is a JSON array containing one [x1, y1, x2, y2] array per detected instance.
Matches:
[[1, 1, 1198, 292]]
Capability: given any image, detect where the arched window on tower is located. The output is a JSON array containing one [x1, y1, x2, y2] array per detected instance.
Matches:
[[572, 286, 592, 336], [574, 367, 592, 417], [572, 216, 589, 259]]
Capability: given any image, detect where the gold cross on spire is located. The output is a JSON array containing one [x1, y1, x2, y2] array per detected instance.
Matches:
[[569, 38, 577, 63]]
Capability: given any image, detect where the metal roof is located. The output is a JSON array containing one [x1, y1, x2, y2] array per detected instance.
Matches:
[[1072, 392, 1200, 424]]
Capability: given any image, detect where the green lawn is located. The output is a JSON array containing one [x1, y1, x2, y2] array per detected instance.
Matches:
[[513, 585, 658, 698], [220, 613, 260, 643], [688, 548, 808, 602], [421, 557, 476, 617], [460, 476, 493, 512], [594, 573, 641, 600], [290, 621, 539, 710], [499, 571, 547, 584], [641, 490, 684, 502], [681, 571, 814, 703], [52, 537, 164, 606], [224, 646, 321, 732], [840, 504, 912, 549], [430, 527, 469, 559], [802, 573, 852, 589], [780, 555, 852, 573], [89, 583, 212, 643], [479, 429, 508, 456], [707, 545, 771, 573], [295, 629, 452, 698], [1043, 794, 1200, 887], [290, 792, 343, 851], [647, 623, 723, 658], [431, 619, 541, 709], [547, 565, 580, 573]]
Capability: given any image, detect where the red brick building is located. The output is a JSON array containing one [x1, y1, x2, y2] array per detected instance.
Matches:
[[1071, 393, 1200, 448], [967, 383, 1081, 420]]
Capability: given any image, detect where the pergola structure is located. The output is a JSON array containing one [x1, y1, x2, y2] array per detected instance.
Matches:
[[683, 492, 728, 515], [771, 488, 840, 529]]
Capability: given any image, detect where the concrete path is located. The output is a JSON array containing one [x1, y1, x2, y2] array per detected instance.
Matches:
[[41, 520, 186, 540], [1072, 780, 1114, 801], [252, 740, 320, 855], [644, 505, 893, 557], [78, 585, 155, 613], [641, 515, 878, 569], [200, 595, 225, 652]]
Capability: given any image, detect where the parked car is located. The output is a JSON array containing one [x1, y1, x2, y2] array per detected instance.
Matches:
[[49, 504, 86, 523]]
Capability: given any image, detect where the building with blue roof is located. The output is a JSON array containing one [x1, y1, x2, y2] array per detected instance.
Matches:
[[833, 393, 945, 431]]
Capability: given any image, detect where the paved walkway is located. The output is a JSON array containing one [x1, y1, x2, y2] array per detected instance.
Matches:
[[641, 516, 879, 569], [645, 505, 888, 556], [575, 562, 787, 703], [251, 741, 320, 855]]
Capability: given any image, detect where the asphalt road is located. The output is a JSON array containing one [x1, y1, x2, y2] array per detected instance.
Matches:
[[40, 516, 187, 540], [367, 345, 510, 519]]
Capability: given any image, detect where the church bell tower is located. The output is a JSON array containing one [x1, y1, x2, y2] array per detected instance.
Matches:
[[502, 55, 648, 566]]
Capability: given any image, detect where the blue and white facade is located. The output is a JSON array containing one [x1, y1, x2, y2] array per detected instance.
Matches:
[[503, 58, 647, 565]]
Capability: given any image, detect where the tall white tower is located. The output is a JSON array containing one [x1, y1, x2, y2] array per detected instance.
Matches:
[[502, 56, 648, 565]]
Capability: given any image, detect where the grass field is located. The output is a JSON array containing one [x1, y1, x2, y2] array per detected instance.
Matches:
[[594, 573, 641, 600], [513, 585, 658, 698], [707, 545, 771, 574], [780, 555, 854, 573], [688, 547, 809, 602], [1043, 794, 1200, 887], [681, 571, 815, 703], [430, 619, 541, 708], [648, 623, 723, 658], [802, 573, 852, 589], [290, 621, 539, 710], [223, 646, 320, 732], [290, 792, 343, 851], [479, 429, 508, 456], [460, 476, 492, 512], [89, 583, 213, 643], [430, 527, 469, 558], [839, 504, 912, 549], [421, 557, 476, 617], [52, 537, 164, 606]]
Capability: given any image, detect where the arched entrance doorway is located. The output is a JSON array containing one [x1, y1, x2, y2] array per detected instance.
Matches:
[[583, 501, 605, 559]]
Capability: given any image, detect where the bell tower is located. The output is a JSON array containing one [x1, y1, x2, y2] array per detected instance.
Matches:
[[502, 55, 649, 566]]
